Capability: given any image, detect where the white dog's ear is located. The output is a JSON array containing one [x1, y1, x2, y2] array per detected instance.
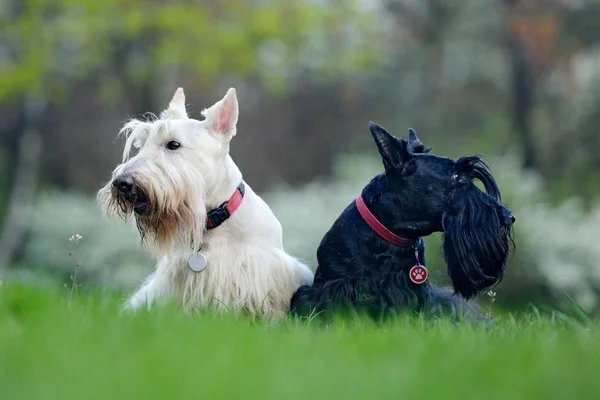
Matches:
[[201, 88, 238, 141], [161, 87, 188, 120]]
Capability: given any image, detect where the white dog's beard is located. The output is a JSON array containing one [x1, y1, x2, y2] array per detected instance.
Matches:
[[135, 198, 207, 256], [99, 180, 207, 257]]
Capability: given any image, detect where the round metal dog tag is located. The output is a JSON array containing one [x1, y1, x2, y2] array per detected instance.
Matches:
[[409, 265, 428, 284], [188, 253, 208, 273]]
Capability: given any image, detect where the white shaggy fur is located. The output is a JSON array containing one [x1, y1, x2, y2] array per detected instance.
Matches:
[[98, 87, 314, 321]]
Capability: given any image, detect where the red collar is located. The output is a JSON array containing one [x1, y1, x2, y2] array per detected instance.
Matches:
[[206, 182, 245, 229], [355, 192, 412, 247]]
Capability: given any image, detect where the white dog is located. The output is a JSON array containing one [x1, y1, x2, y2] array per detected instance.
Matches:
[[97, 87, 313, 320]]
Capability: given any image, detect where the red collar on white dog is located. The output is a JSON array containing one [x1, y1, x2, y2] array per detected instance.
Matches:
[[355, 192, 412, 247], [206, 182, 245, 229]]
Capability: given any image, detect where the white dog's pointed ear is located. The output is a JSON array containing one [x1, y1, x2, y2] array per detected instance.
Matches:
[[201, 88, 238, 140], [160, 87, 188, 120]]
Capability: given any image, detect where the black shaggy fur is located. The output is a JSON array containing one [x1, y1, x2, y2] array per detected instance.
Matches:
[[290, 122, 515, 321]]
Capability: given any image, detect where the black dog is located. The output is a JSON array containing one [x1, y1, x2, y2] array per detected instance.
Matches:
[[290, 122, 515, 321]]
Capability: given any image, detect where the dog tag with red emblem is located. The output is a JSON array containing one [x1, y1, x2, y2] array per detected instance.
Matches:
[[409, 265, 428, 284]]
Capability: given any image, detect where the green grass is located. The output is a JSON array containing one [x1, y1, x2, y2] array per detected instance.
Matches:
[[0, 284, 599, 400]]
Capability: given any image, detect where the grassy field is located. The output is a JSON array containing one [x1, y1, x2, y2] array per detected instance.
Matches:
[[0, 284, 598, 400]]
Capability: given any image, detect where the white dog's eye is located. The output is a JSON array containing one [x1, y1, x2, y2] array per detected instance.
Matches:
[[166, 141, 181, 150]]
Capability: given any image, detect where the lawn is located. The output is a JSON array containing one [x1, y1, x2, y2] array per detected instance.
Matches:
[[0, 284, 598, 400]]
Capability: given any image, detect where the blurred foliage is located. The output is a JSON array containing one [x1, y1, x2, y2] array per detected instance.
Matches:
[[0, 0, 382, 102], [19, 190, 152, 289]]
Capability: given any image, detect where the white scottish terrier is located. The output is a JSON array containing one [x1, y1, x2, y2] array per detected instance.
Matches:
[[97, 87, 313, 320]]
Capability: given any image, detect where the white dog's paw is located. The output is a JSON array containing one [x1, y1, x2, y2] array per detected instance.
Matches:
[[120, 296, 148, 314], [119, 301, 136, 315]]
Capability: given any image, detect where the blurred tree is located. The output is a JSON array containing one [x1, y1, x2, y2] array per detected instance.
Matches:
[[501, 0, 600, 201], [502, 1, 560, 170], [0, 94, 44, 268], [1, 0, 382, 103]]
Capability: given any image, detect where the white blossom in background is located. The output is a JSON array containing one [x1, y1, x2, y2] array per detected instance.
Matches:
[[23, 191, 153, 289], [69, 234, 82, 242]]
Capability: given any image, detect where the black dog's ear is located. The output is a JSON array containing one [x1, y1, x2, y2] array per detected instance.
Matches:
[[407, 128, 431, 154], [369, 121, 410, 173]]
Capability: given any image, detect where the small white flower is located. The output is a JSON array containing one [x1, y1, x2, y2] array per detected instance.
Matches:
[[69, 234, 83, 242]]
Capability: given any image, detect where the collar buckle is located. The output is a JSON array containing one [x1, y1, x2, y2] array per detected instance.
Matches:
[[207, 204, 230, 229], [206, 182, 245, 229]]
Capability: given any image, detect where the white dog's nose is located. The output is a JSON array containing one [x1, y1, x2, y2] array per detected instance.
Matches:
[[113, 174, 134, 195]]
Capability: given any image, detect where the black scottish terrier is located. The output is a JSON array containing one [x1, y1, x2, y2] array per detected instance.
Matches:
[[290, 122, 515, 321]]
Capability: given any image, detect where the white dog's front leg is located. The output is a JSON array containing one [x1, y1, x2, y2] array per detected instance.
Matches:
[[123, 257, 173, 312]]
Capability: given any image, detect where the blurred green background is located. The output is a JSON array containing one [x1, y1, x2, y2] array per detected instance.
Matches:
[[1, 0, 600, 314]]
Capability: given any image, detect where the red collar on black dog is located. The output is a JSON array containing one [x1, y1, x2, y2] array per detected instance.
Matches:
[[355, 192, 412, 247], [207, 182, 245, 229]]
